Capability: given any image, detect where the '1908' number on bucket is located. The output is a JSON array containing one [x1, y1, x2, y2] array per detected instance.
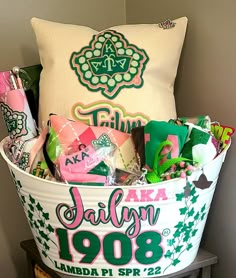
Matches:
[[56, 229, 163, 265]]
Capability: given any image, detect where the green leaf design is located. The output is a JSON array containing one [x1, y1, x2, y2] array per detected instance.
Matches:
[[188, 221, 194, 228], [173, 229, 181, 238], [36, 237, 42, 244], [183, 235, 190, 242], [92, 133, 116, 149], [176, 193, 184, 201], [36, 202, 43, 212], [187, 243, 193, 251], [47, 224, 54, 233], [175, 245, 183, 253], [43, 212, 49, 220], [39, 230, 49, 241], [181, 224, 189, 233], [167, 239, 175, 246], [28, 203, 34, 212], [71, 29, 149, 99], [191, 195, 199, 204], [44, 242, 50, 251], [192, 229, 198, 236], [34, 221, 39, 229], [172, 258, 180, 266], [179, 207, 188, 215], [174, 222, 184, 229], [42, 250, 47, 258], [38, 219, 45, 228], [190, 187, 196, 196], [188, 208, 195, 217], [17, 180, 22, 189], [10, 175, 55, 261], [183, 230, 191, 242], [28, 211, 33, 221], [201, 204, 206, 213], [164, 182, 208, 274], [29, 194, 35, 204], [194, 212, 200, 221], [186, 181, 192, 188], [201, 213, 206, 220], [20, 195, 26, 205], [164, 250, 173, 258]]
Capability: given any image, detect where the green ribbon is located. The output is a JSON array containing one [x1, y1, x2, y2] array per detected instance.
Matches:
[[146, 140, 191, 183]]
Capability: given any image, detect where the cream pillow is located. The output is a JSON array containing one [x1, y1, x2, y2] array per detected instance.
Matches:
[[31, 17, 188, 133]]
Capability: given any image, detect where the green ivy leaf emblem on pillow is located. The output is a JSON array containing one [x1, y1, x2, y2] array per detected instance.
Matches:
[[70, 30, 149, 99], [92, 133, 116, 150], [1, 103, 28, 139]]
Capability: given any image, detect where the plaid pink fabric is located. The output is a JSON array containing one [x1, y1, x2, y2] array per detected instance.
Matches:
[[49, 114, 137, 170]]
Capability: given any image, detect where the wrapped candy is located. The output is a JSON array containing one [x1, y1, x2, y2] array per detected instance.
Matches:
[[144, 120, 189, 169], [181, 123, 221, 166], [211, 122, 235, 148], [34, 114, 137, 185], [58, 144, 115, 185], [169, 115, 211, 129], [143, 120, 189, 183]]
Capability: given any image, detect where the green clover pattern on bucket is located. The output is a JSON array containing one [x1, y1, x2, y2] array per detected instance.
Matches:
[[70, 30, 149, 99], [10, 171, 56, 262]]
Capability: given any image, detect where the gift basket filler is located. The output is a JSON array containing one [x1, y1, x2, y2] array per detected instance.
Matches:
[[0, 17, 234, 277]]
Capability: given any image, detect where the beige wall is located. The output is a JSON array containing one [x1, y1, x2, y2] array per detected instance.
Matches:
[[126, 1, 236, 277], [0, 0, 126, 70], [0, 1, 125, 277]]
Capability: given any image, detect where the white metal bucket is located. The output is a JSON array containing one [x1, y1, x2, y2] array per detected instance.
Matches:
[[0, 137, 230, 277]]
